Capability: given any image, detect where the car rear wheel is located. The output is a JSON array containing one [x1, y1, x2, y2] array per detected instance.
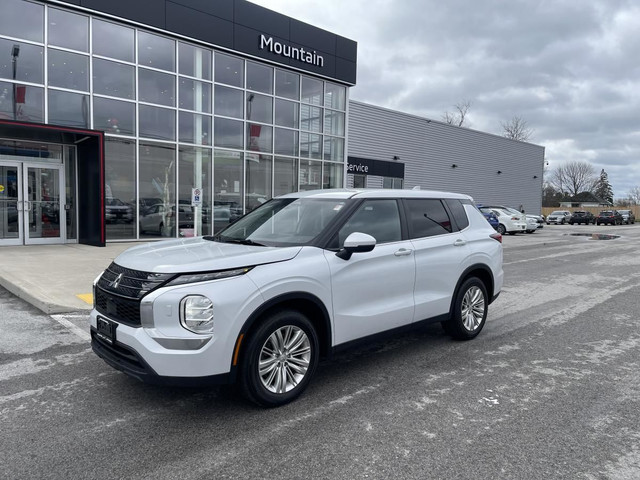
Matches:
[[239, 310, 319, 407], [442, 277, 488, 340], [497, 224, 506, 235]]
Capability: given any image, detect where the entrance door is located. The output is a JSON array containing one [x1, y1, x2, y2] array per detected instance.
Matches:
[[0, 162, 65, 245]]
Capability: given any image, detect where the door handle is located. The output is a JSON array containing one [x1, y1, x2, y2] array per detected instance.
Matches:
[[17, 200, 24, 212], [24, 201, 32, 212], [394, 248, 413, 256], [453, 239, 467, 247]]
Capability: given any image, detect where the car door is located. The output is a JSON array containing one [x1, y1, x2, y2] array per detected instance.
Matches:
[[405, 198, 471, 321], [324, 199, 416, 345]]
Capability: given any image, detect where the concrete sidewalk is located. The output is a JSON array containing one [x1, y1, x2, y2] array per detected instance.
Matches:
[[0, 243, 137, 314]]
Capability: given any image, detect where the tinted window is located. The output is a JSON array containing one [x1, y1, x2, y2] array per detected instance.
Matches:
[[93, 19, 134, 62], [445, 199, 469, 230], [338, 199, 401, 246], [406, 199, 452, 238]]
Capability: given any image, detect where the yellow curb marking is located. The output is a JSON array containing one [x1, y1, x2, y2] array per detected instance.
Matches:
[[76, 293, 93, 304]]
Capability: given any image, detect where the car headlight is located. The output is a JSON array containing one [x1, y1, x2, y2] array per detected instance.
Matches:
[[166, 267, 252, 286], [180, 295, 214, 334]]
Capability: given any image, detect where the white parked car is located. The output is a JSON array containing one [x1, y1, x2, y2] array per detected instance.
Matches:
[[546, 210, 572, 224], [480, 206, 527, 235], [91, 189, 504, 406]]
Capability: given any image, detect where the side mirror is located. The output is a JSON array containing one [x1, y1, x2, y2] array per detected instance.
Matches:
[[336, 232, 376, 260]]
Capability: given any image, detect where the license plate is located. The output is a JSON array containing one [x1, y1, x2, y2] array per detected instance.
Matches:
[[96, 316, 117, 345]]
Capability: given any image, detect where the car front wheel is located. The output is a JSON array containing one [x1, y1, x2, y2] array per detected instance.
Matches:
[[442, 277, 488, 340], [239, 310, 319, 407]]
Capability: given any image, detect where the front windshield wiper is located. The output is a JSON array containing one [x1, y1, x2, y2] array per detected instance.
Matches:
[[204, 235, 266, 247]]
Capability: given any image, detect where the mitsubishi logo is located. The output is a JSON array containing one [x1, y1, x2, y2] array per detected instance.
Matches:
[[109, 273, 124, 289]]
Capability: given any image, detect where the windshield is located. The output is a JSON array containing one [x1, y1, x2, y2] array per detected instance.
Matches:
[[212, 198, 348, 247], [600, 211, 613, 215], [550, 211, 565, 215]]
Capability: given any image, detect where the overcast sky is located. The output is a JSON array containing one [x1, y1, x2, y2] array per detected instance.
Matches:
[[250, 0, 640, 199]]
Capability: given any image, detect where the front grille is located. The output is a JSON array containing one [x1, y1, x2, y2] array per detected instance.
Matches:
[[95, 262, 174, 326]]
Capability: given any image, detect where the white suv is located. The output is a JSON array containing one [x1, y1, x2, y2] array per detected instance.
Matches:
[[91, 189, 503, 406]]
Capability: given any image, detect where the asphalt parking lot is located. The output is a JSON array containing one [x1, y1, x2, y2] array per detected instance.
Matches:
[[1, 223, 639, 479]]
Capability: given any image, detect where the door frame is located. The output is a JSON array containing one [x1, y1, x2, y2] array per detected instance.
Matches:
[[0, 160, 24, 246]]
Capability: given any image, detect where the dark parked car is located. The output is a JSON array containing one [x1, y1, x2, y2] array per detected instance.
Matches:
[[596, 210, 623, 225], [618, 210, 636, 224], [569, 210, 595, 225], [479, 208, 500, 230]]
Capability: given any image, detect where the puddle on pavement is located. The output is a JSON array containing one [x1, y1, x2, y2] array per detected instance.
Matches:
[[565, 233, 620, 240]]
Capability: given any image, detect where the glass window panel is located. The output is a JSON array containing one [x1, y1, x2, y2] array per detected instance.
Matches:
[[213, 117, 243, 149], [214, 149, 244, 228], [139, 142, 176, 238], [275, 69, 299, 100], [178, 43, 212, 80], [48, 8, 88, 52], [0, 39, 43, 84], [300, 132, 322, 159], [323, 162, 343, 189], [214, 85, 242, 118], [0, 81, 43, 122], [299, 159, 321, 191], [246, 123, 272, 153], [324, 82, 346, 110], [48, 90, 89, 128], [92, 19, 134, 62], [48, 49, 88, 91], [301, 76, 322, 105], [245, 154, 272, 212], [353, 174, 366, 188], [274, 98, 298, 128], [93, 58, 134, 100], [274, 157, 298, 196], [246, 93, 272, 124], [394, 178, 404, 189], [338, 200, 401, 245], [383, 177, 392, 189], [179, 111, 212, 145], [323, 136, 344, 161], [324, 110, 345, 136], [138, 31, 175, 72], [246, 61, 273, 94], [179, 146, 212, 236], [406, 199, 452, 238], [0, 0, 43, 42], [139, 105, 175, 141], [214, 52, 243, 87], [105, 137, 136, 240], [179, 78, 211, 113], [301, 104, 322, 132], [139, 68, 175, 106], [274, 128, 298, 156], [93, 97, 135, 136]]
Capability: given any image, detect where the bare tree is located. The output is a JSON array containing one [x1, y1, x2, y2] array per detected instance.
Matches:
[[501, 116, 534, 142], [442, 100, 471, 127], [628, 186, 640, 205], [548, 161, 597, 197]]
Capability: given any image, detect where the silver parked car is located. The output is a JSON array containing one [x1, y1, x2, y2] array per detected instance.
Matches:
[[546, 210, 572, 224]]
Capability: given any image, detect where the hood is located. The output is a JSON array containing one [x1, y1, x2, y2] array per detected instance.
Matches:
[[113, 237, 302, 273]]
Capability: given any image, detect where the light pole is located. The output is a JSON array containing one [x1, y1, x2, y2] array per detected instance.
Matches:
[[11, 44, 20, 120]]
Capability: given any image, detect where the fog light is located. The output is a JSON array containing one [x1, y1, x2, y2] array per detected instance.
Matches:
[[180, 295, 214, 334]]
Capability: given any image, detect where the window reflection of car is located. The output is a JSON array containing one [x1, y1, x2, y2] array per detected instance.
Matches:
[[139, 204, 194, 236], [105, 198, 134, 224]]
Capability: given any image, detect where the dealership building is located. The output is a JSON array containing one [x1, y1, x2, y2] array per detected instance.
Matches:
[[0, 0, 543, 247]]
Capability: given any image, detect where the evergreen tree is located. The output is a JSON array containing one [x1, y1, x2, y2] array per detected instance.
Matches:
[[593, 169, 614, 204]]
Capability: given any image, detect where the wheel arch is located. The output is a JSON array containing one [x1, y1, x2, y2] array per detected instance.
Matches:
[[230, 292, 332, 375], [449, 264, 495, 314]]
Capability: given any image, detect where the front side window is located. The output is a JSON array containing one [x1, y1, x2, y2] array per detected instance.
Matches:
[[406, 199, 452, 238], [338, 199, 401, 246]]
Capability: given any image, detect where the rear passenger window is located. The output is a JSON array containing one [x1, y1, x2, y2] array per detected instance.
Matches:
[[338, 199, 401, 246], [406, 199, 452, 238], [445, 199, 469, 230]]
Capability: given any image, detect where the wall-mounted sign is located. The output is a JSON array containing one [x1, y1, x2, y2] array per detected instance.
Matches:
[[191, 188, 202, 207], [260, 35, 324, 68], [347, 157, 405, 179]]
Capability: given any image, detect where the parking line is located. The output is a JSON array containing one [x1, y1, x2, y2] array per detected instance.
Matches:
[[76, 293, 93, 304], [50, 314, 91, 341]]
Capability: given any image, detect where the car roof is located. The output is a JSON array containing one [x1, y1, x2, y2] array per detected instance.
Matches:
[[277, 188, 473, 201]]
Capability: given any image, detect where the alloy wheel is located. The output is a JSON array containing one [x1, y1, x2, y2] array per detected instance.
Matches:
[[258, 325, 311, 394], [461, 286, 485, 332]]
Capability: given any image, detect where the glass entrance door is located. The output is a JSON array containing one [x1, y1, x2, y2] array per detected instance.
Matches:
[[0, 163, 23, 245], [0, 162, 65, 245]]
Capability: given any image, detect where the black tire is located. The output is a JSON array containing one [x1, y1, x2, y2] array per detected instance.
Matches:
[[239, 310, 319, 407], [561, 219, 565, 224], [442, 277, 488, 340], [526, 230, 535, 234], [497, 224, 506, 235]]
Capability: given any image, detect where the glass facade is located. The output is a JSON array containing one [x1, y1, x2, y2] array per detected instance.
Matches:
[[0, 0, 347, 241]]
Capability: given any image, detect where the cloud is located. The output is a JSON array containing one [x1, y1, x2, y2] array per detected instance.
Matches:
[[250, 0, 640, 198]]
